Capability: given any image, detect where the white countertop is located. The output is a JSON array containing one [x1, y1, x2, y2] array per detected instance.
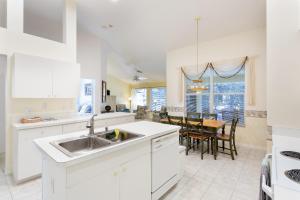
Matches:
[[34, 121, 180, 166], [13, 112, 136, 130]]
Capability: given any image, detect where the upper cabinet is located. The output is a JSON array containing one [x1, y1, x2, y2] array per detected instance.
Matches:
[[12, 53, 80, 98]]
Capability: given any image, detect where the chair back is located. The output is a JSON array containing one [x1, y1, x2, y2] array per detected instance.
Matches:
[[202, 113, 217, 120], [168, 116, 184, 129], [185, 117, 204, 133], [159, 106, 168, 118], [229, 118, 239, 140], [186, 112, 201, 119]]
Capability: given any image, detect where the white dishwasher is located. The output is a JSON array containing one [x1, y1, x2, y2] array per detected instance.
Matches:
[[152, 131, 179, 200]]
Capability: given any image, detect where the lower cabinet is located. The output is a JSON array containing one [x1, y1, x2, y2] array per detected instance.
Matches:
[[13, 126, 62, 182], [119, 154, 151, 200], [64, 148, 151, 200]]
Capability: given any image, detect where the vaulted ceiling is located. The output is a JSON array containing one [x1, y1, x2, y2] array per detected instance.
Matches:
[[24, 0, 266, 82]]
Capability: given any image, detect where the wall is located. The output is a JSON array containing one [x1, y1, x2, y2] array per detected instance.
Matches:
[[167, 28, 268, 149], [267, 0, 300, 129], [0, 0, 77, 173], [107, 75, 131, 108], [77, 29, 109, 113], [0, 55, 6, 154]]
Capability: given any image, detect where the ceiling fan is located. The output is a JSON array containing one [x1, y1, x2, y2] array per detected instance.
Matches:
[[133, 69, 148, 82]]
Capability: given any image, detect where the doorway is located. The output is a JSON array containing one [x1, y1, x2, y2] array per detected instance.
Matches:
[[0, 55, 7, 172]]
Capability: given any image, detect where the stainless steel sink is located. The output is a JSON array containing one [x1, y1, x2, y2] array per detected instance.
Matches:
[[96, 130, 143, 143], [51, 130, 144, 157], [51, 136, 112, 157]]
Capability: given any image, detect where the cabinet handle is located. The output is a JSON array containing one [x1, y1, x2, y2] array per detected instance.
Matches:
[[155, 144, 163, 149]]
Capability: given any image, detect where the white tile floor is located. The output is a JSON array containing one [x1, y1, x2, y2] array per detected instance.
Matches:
[[0, 146, 265, 200]]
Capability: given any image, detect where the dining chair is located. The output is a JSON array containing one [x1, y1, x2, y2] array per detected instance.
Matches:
[[202, 113, 217, 120], [185, 117, 210, 159], [186, 112, 201, 119], [167, 115, 186, 145], [216, 118, 239, 160]]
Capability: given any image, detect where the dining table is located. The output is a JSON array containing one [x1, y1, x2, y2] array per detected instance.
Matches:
[[159, 118, 226, 159]]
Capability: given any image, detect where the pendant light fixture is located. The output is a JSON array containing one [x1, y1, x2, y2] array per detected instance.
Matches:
[[190, 17, 208, 92]]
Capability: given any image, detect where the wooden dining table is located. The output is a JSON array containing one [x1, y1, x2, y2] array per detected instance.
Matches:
[[160, 118, 226, 159]]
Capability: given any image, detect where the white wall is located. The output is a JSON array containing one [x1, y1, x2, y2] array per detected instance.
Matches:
[[267, 0, 300, 129], [166, 28, 268, 149], [77, 29, 109, 113], [167, 28, 266, 111], [0, 55, 6, 154], [0, 0, 77, 173]]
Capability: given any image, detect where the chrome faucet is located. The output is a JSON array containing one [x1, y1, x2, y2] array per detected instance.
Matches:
[[87, 114, 97, 136]]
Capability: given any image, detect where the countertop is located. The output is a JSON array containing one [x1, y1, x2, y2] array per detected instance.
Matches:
[[34, 121, 180, 166], [13, 112, 136, 130]]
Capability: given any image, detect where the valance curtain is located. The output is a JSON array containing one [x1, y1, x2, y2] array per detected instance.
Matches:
[[179, 56, 256, 106]]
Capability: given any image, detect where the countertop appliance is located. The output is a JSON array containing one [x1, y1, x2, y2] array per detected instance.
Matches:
[[151, 132, 179, 200]]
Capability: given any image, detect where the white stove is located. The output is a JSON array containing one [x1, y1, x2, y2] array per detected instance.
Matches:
[[272, 128, 300, 199]]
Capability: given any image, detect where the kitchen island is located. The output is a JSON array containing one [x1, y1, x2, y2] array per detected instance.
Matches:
[[35, 121, 180, 200]]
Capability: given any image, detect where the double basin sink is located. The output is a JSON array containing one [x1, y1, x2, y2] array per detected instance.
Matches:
[[51, 130, 144, 157]]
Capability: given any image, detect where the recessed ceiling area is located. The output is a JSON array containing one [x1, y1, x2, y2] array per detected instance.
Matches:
[[23, 0, 266, 82]]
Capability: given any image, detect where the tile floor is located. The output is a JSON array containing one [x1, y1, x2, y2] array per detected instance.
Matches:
[[0, 146, 265, 200]]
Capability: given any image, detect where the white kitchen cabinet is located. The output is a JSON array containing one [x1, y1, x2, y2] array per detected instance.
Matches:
[[12, 53, 80, 98], [66, 153, 151, 200], [41, 140, 151, 200], [67, 166, 119, 200], [62, 122, 87, 134], [119, 154, 151, 200], [52, 63, 80, 98], [13, 126, 62, 183]]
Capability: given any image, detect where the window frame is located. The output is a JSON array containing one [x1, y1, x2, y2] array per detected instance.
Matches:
[[184, 68, 246, 126]]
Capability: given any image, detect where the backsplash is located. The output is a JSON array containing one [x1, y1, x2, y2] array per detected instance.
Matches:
[[10, 98, 78, 123]]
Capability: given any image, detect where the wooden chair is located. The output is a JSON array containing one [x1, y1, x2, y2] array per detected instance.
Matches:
[[186, 112, 201, 119], [167, 116, 186, 145], [216, 118, 239, 160], [185, 117, 210, 159], [202, 113, 217, 120]]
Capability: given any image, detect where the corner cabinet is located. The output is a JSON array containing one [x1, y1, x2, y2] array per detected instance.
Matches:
[[12, 53, 80, 98]]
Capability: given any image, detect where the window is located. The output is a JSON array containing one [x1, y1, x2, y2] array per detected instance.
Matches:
[[185, 71, 210, 113], [185, 68, 245, 125], [150, 87, 166, 111], [213, 70, 245, 124], [132, 88, 147, 110], [78, 79, 95, 114]]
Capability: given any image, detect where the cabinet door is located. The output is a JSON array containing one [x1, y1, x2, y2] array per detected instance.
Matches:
[[52, 62, 80, 98], [13, 54, 53, 98], [17, 126, 62, 181], [67, 167, 119, 200], [119, 154, 151, 200]]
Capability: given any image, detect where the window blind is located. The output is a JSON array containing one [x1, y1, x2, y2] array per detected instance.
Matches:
[[150, 88, 166, 111]]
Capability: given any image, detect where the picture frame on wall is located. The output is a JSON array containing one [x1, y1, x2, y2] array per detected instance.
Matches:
[[102, 80, 107, 103]]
